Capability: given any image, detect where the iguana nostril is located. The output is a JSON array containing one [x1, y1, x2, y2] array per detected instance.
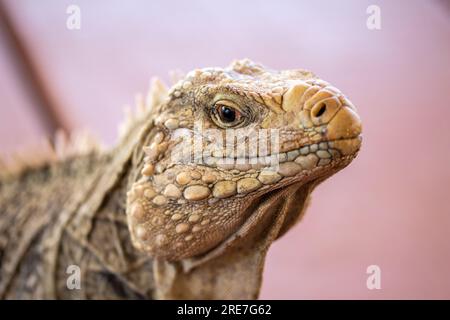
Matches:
[[311, 102, 327, 118]]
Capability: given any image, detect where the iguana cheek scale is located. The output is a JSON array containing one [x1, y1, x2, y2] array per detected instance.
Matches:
[[0, 59, 362, 299]]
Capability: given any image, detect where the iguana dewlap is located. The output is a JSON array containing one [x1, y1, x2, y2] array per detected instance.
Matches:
[[0, 59, 362, 299]]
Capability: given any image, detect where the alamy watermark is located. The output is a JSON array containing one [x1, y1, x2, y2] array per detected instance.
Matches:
[[66, 5, 81, 30], [366, 265, 381, 290], [66, 265, 81, 290], [169, 121, 281, 170], [366, 5, 381, 30]]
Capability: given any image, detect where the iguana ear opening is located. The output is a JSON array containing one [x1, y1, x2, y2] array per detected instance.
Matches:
[[152, 181, 316, 299]]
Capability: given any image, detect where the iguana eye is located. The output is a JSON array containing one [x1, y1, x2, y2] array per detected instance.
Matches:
[[219, 105, 237, 123], [212, 100, 245, 128]]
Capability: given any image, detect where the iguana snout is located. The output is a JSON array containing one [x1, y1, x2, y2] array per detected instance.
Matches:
[[125, 59, 362, 261]]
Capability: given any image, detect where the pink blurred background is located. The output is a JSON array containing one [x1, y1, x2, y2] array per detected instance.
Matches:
[[1, 0, 449, 299]]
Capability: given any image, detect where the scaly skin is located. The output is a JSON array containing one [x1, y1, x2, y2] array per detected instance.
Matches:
[[0, 59, 362, 299]]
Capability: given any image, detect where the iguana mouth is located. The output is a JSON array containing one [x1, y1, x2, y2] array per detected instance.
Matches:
[[227, 136, 361, 201], [201, 135, 362, 170]]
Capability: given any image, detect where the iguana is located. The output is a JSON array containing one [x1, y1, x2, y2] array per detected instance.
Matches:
[[0, 59, 362, 299]]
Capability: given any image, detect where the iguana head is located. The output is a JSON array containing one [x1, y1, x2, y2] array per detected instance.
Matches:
[[126, 59, 362, 261]]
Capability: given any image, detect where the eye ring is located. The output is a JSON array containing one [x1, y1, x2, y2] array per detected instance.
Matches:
[[211, 100, 246, 128]]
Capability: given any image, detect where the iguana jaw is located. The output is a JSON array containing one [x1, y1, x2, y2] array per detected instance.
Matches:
[[191, 143, 360, 256]]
